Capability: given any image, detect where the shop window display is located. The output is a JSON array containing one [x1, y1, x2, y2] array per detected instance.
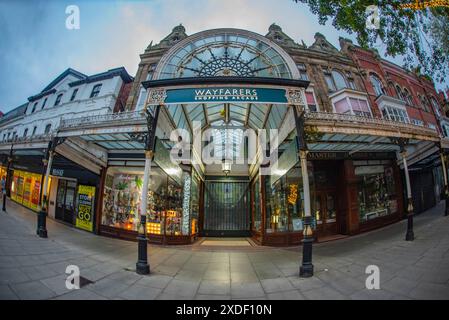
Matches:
[[10, 170, 44, 211], [101, 166, 195, 237], [356, 161, 397, 222], [252, 177, 262, 232], [189, 170, 200, 235]]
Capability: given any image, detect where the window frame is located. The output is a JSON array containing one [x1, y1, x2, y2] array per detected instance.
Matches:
[[90, 84, 102, 98], [54, 93, 63, 106], [70, 88, 79, 102], [369, 73, 385, 97]]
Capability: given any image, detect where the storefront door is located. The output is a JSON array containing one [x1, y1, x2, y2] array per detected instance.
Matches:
[[203, 180, 250, 237], [55, 179, 77, 225], [314, 190, 338, 235]]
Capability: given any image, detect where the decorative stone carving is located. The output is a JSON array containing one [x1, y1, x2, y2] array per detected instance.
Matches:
[[286, 88, 306, 105], [147, 88, 167, 105]]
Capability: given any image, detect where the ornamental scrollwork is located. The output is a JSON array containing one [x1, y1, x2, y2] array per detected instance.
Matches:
[[286, 88, 306, 105], [147, 88, 167, 105]]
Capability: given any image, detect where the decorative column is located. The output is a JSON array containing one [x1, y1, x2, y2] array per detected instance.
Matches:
[[134, 103, 161, 275], [37, 143, 54, 238], [291, 96, 314, 277], [399, 141, 414, 241], [440, 151, 449, 216]]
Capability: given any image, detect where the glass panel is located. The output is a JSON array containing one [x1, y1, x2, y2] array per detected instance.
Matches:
[[332, 71, 347, 90], [334, 98, 351, 114]]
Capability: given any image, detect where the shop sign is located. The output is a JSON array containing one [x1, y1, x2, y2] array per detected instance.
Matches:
[[75, 185, 95, 232], [164, 87, 289, 104], [355, 165, 385, 176], [52, 168, 64, 177]]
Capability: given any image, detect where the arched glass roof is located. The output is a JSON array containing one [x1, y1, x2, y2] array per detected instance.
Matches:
[[154, 29, 298, 79]]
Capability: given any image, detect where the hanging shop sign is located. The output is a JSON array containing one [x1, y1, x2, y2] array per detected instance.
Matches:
[[75, 185, 96, 232]]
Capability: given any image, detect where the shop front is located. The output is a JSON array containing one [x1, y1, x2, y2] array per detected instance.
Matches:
[[99, 139, 202, 244], [47, 154, 100, 233]]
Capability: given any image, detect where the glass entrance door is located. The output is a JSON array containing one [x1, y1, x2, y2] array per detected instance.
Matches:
[[55, 179, 77, 225], [314, 190, 337, 235]]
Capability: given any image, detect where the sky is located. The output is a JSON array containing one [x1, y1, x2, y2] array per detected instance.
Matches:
[[0, 0, 446, 113]]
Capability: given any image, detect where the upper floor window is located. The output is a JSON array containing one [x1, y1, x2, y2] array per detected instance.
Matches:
[[419, 95, 431, 112], [54, 94, 63, 106], [305, 91, 319, 112], [430, 97, 441, 117], [297, 63, 309, 81], [369, 74, 385, 96], [324, 70, 348, 92], [23, 128, 28, 137], [44, 124, 52, 134], [333, 97, 371, 118], [395, 85, 404, 101], [403, 88, 413, 105], [32, 126, 37, 136], [42, 97, 47, 109], [70, 88, 79, 101], [146, 64, 157, 80], [90, 84, 102, 98], [442, 123, 449, 137], [31, 102, 38, 113], [428, 123, 437, 130], [410, 118, 424, 126], [136, 87, 147, 110], [381, 105, 410, 123], [346, 72, 356, 90]]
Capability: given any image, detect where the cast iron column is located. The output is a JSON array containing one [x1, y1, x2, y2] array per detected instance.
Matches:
[[37, 149, 54, 238], [400, 146, 414, 241], [135, 104, 161, 275], [292, 104, 314, 277], [440, 151, 449, 216]]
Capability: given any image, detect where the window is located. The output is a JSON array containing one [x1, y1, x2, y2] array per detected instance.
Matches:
[[23, 128, 28, 137], [54, 94, 63, 106], [381, 105, 410, 123], [90, 84, 102, 98], [31, 102, 37, 113], [428, 123, 436, 130], [430, 97, 441, 117], [324, 70, 348, 92], [32, 126, 37, 135], [136, 87, 147, 110], [333, 97, 371, 117], [44, 124, 51, 134], [147, 64, 157, 80], [297, 63, 309, 81], [410, 118, 424, 126], [42, 98, 47, 109], [305, 91, 319, 112], [332, 70, 347, 91], [70, 88, 79, 101], [419, 95, 431, 112], [403, 88, 413, 105], [395, 85, 404, 101], [369, 74, 385, 96], [442, 124, 449, 137]]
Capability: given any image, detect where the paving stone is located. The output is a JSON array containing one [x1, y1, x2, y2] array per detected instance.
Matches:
[[118, 284, 162, 300], [409, 282, 449, 300], [162, 279, 200, 299], [41, 274, 73, 296], [260, 278, 295, 293], [288, 275, 326, 291], [302, 286, 348, 300], [136, 274, 172, 289], [0, 285, 18, 299], [198, 280, 230, 295], [10, 280, 56, 300], [0, 268, 30, 284], [55, 288, 108, 300], [267, 289, 305, 300], [231, 282, 265, 299], [382, 276, 419, 295]]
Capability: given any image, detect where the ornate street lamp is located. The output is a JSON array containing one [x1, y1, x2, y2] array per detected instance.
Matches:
[[222, 158, 231, 176]]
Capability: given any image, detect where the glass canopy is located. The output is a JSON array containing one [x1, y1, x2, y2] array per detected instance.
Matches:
[[156, 30, 295, 79]]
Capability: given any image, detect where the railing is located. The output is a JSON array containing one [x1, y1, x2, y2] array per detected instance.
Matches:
[[304, 111, 439, 136], [0, 133, 53, 146], [59, 110, 144, 129]]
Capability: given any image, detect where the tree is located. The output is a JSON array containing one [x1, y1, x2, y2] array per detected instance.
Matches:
[[293, 0, 449, 83]]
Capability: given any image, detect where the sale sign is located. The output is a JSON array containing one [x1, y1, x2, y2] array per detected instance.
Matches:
[[75, 185, 96, 232]]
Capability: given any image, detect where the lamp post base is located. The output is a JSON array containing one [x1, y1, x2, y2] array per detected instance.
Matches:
[[136, 235, 150, 275], [2, 193, 6, 211], [37, 209, 48, 238], [300, 232, 314, 278], [405, 213, 414, 241]]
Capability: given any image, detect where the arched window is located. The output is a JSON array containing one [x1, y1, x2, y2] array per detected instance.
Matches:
[[369, 74, 385, 96], [395, 85, 404, 101], [23, 128, 28, 137], [419, 95, 430, 112], [90, 84, 102, 98], [430, 96, 441, 117], [44, 124, 52, 134], [332, 70, 347, 91], [403, 88, 413, 105]]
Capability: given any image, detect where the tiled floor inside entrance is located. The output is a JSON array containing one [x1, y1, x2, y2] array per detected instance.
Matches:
[[199, 238, 252, 247]]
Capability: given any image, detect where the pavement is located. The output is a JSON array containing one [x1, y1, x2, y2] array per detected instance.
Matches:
[[0, 198, 449, 300]]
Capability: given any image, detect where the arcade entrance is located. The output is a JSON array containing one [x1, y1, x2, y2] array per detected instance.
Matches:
[[203, 178, 250, 237]]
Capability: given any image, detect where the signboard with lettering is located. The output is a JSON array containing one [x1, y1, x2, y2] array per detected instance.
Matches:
[[164, 87, 288, 104], [75, 185, 96, 232]]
